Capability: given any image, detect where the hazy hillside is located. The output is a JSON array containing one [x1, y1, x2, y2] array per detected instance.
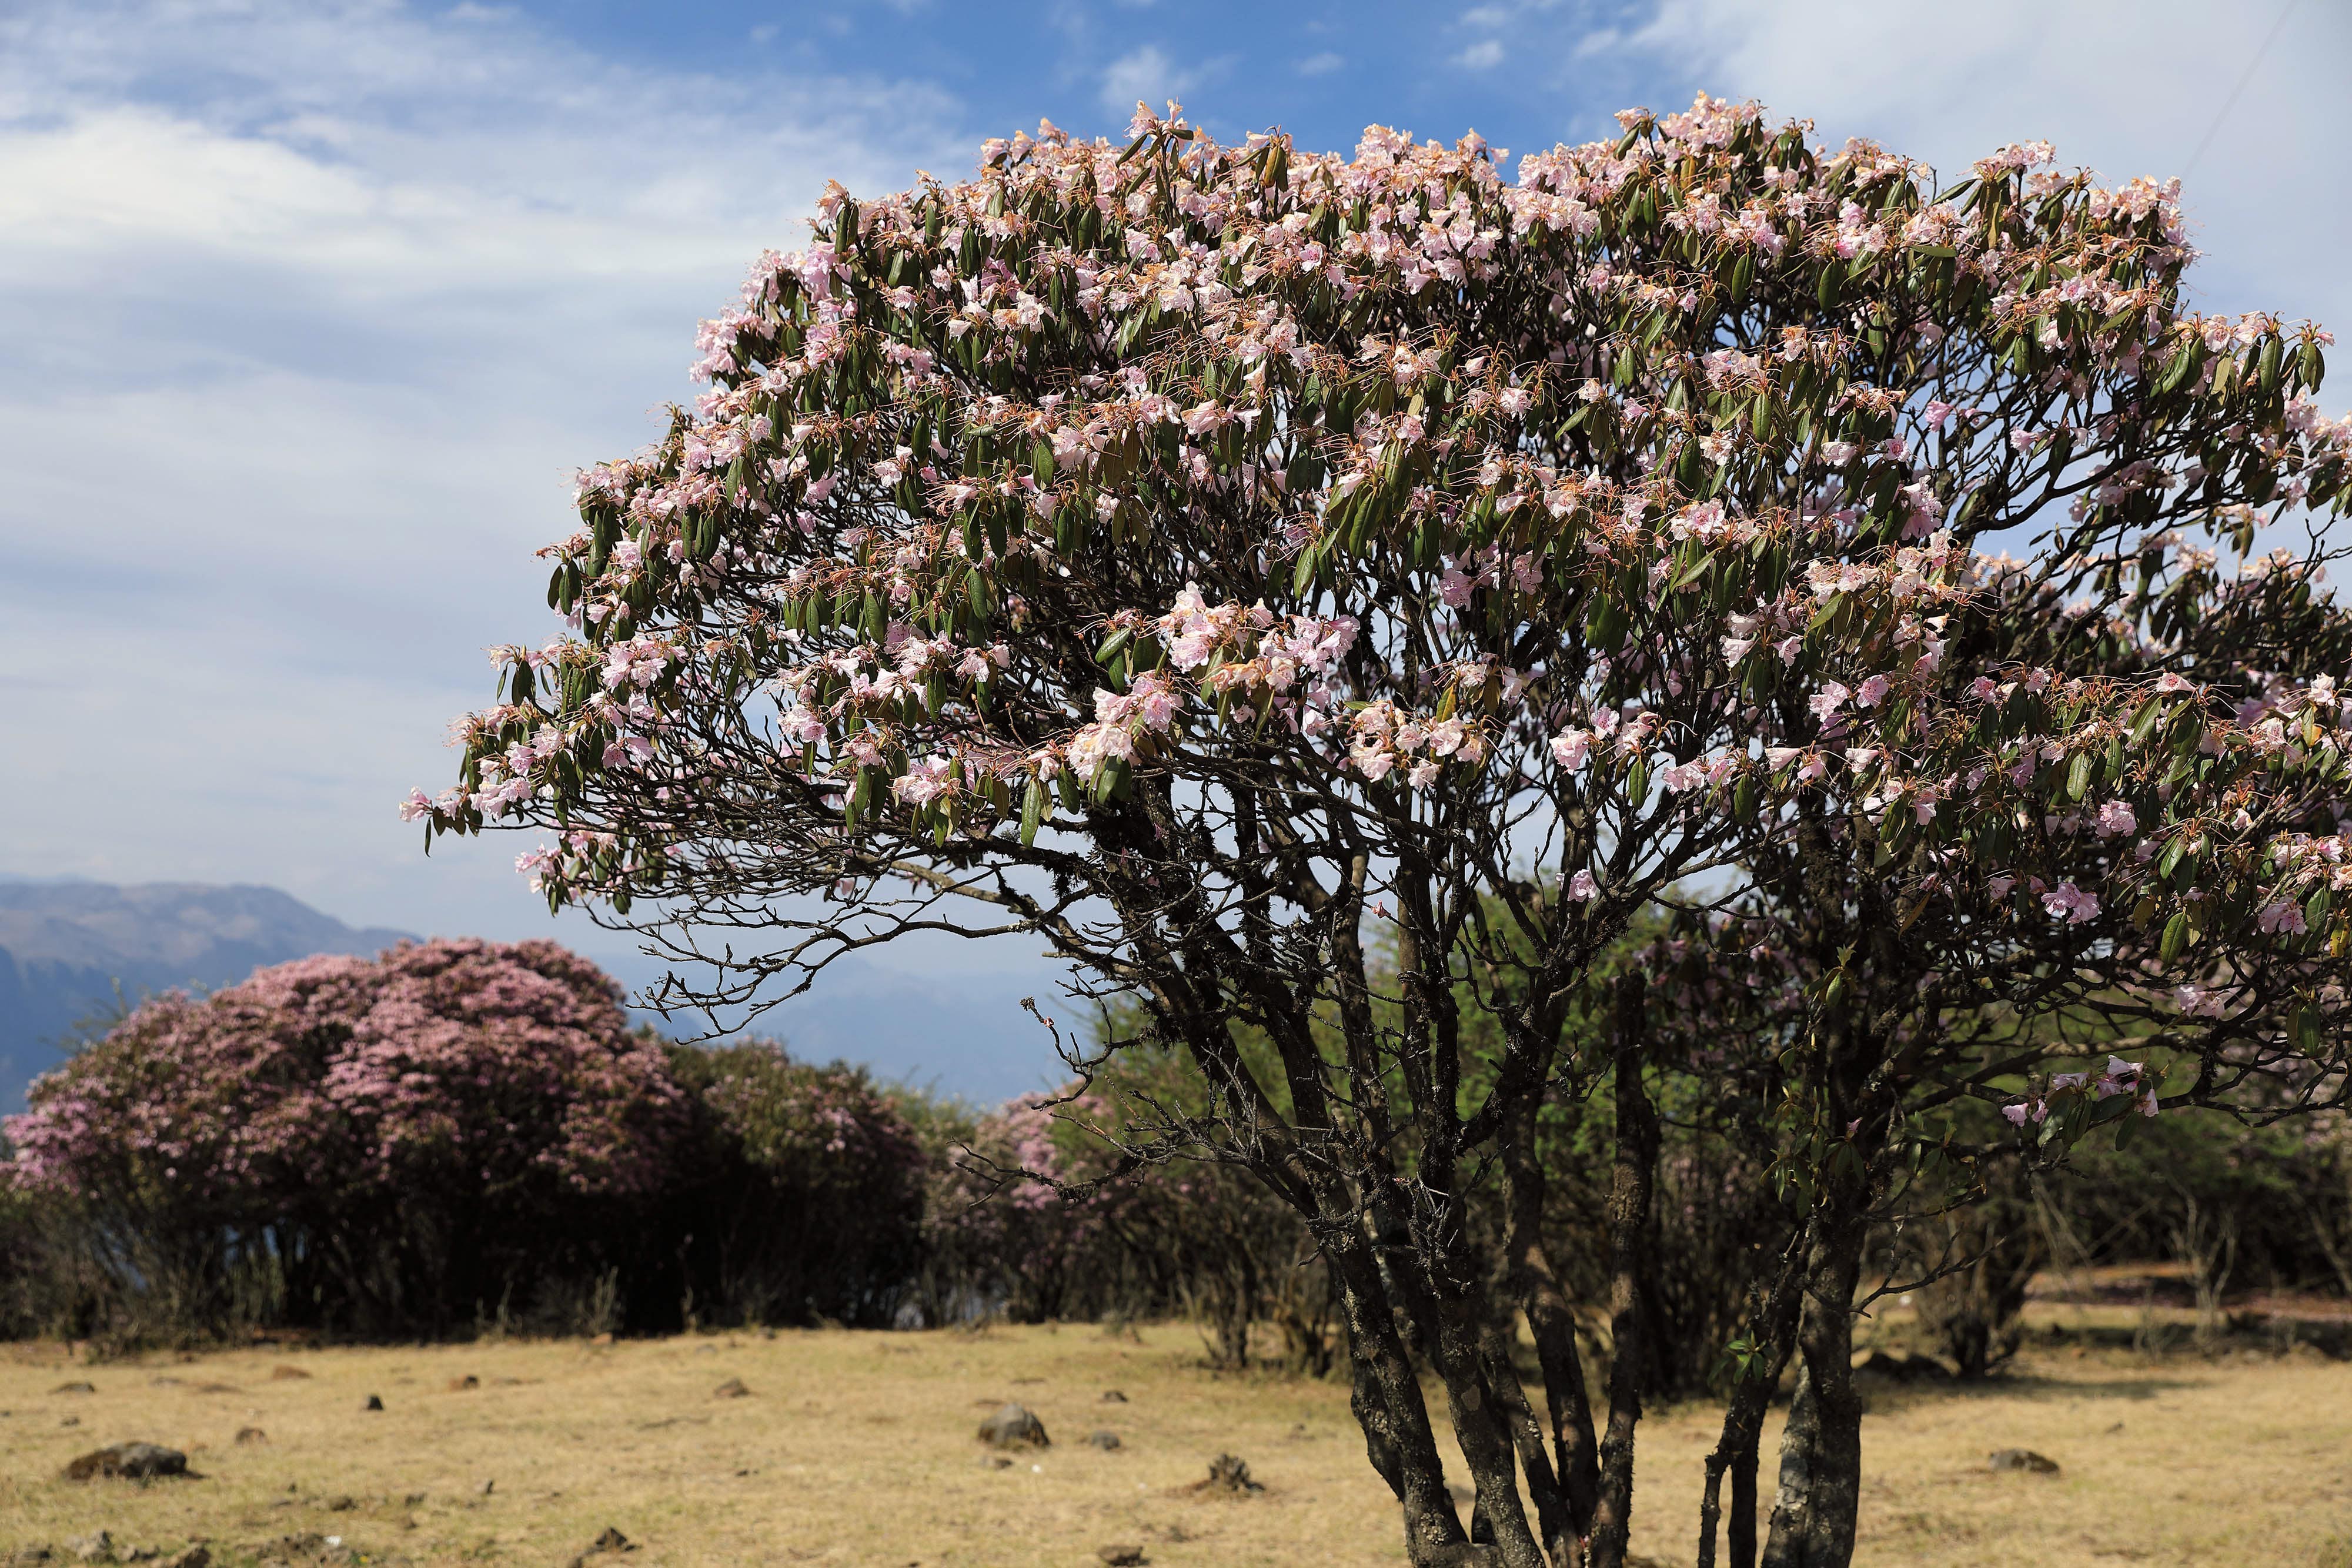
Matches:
[[0, 877, 413, 1111], [0, 877, 1073, 1115]]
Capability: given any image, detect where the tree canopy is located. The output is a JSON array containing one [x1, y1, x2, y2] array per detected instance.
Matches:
[[409, 94, 2352, 1568]]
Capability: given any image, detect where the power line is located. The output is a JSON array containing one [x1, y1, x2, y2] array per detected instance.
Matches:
[[2181, 0, 2301, 179]]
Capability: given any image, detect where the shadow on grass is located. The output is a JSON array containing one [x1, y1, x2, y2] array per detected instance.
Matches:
[[1860, 1370, 2196, 1406]]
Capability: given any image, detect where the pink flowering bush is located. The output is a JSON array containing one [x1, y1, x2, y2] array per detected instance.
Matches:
[[2, 939, 687, 1336]]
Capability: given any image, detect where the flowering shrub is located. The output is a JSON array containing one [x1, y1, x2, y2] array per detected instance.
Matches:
[[1, 939, 686, 1336], [6, 939, 684, 1203], [659, 1039, 926, 1326]]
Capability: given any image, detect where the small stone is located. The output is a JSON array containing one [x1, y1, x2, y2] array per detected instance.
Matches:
[[268, 1366, 312, 1382], [51, 1381, 97, 1395], [360, 1395, 384, 1412], [976, 1402, 1050, 1447], [1987, 1447, 2061, 1474], [586, 1526, 632, 1553], [447, 1375, 479, 1392], [1101, 1389, 1128, 1402], [1085, 1430, 1122, 1450], [713, 1378, 750, 1399], [477, 1479, 496, 1496], [1097, 1547, 1147, 1566], [235, 1427, 269, 1446], [61, 1443, 190, 1482]]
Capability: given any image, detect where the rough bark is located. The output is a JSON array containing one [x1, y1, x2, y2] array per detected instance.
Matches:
[[1585, 974, 1656, 1568], [1500, 1089, 1601, 1540], [1479, 1316, 1576, 1562], [1696, 1227, 1810, 1568], [1759, 1212, 1867, 1568], [1324, 1213, 1469, 1564], [1431, 1298, 1550, 1568]]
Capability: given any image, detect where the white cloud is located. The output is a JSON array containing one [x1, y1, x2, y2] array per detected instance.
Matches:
[[1298, 51, 1347, 77], [1599, 0, 2352, 327], [1098, 44, 1198, 115], [1455, 39, 1506, 69], [0, 1, 970, 945]]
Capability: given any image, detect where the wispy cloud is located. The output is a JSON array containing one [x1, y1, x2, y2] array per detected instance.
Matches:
[[0, 1, 970, 942], [1454, 39, 1505, 69], [1098, 44, 1198, 115], [1599, 0, 2351, 324], [1298, 51, 1346, 77]]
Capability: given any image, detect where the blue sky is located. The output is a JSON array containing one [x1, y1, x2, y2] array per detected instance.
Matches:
[[2, 0, 2343, 1098]]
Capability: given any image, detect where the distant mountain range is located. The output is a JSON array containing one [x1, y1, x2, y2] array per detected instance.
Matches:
[[0, 876, 413, 1111]]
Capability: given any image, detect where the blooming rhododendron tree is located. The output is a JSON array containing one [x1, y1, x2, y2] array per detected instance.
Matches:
[[4, 939, 684, 1333], [414, 94, 2352, 1568]]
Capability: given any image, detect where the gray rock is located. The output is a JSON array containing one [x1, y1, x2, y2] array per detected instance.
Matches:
[[1987, 1447, 2060, 1473], [1085, 1430, 1122, 1450], [61, 1443, 189, 1482], [360, 1395, 383, 1412], [976, 1402, 1050, 1447], [1101, 1389, 1128, 1402], [65, 1534, 111, 1563], [713, 1378, 750, 1399], [51, 1382, 96, 1396]]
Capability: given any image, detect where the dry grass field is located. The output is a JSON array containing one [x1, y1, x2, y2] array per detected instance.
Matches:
[[4, 1310, 2350, 1567]]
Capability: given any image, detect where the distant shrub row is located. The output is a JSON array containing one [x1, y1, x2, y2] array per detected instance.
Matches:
[[5, 939, 2349, 1376], [0, 939, 1308, 1351]]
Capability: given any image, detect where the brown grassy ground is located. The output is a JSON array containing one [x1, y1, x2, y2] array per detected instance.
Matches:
[[2, 1310, 2348, 1566]]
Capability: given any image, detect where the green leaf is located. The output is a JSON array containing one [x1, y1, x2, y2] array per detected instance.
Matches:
[[1020, 778, 1046, 847], [2160, 910, 2190, 965], [2066, 750, 2092, 802]]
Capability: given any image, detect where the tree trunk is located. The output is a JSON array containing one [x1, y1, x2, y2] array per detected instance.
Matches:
[[1430, 1298, 1550, 1568], [1324, 1213, 1469, 1564], [1586, 974, 1656, 1568], [1696, 1226, 1810, 1568], [1501, 1089, 1599, 1542], [1759, 1213, 1866, 1568]]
